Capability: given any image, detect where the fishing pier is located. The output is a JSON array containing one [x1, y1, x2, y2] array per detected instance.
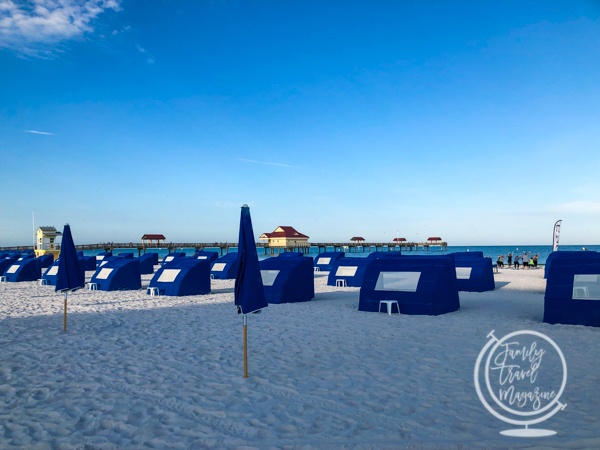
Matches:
[[2, 241, 448, 255]]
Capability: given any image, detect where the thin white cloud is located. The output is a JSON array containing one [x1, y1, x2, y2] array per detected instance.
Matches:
[[239, 158, 295, 168], [552, 201, 600, 214], [0, 0, 121, 54], [136, 43, 154, 64], [25, 129, 54, 135]]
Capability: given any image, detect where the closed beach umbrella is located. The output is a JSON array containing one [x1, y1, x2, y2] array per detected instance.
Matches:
[[234, 204, 268, 378], [55, 224, 85, 332]]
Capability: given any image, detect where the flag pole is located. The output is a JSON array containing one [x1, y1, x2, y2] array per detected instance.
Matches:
[[243, 314, 248, 378], [64, 292, 68, 332]]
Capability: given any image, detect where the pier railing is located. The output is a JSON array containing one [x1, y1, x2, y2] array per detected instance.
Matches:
[[1, 241, 448, 255]]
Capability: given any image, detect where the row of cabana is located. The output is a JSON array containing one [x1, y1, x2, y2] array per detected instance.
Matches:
[[4, 248, 599, 326], [316, 250, 493, 315]]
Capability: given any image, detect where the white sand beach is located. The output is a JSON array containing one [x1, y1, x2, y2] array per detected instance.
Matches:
[[1, 267, 599, 449]]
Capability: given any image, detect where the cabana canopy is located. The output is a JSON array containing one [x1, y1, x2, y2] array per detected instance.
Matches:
[[211, 252, 239, 279], [350, 237, 365, 242], [3, 258, 41, 282], [544, 251, 600, 326], [138, 253, 156, 274], [260, 256, 314, 303], [162, 252, 186, 266], [149, 258, 211, 296], [194, 251, 219, 263], [90, 258, 141, 291], [314, 252, 345, 272], [449, 252, 495, 292], [359, 255, 460, 315], [427, 237, 442, 242], [327, 257, 372, 287]]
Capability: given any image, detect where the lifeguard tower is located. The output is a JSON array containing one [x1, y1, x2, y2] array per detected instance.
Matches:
[[34, 226, 62, 259]]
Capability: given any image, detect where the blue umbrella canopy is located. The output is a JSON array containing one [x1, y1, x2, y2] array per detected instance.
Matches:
[[234, 205, 267, 314], [55, 224, 85, 293]]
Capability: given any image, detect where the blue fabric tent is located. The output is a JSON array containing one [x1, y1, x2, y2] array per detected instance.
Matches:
[[359, 255, 460, 315], [4, 257, 41, 282], [149, 258, 211, 296], [90, 258, 141, 291], [96, 251, 112, 267], [81, 256, 97, 271], [138, 253, 156, 275], [545, 250, 600, 278], [162, 252, 186, 266], [449, 253, 495, 292], [314, 252, 345, 272], [145, 252, 159, 265], [194, 251, 219, 264], [211, 252, 239, 279], [37, 253, 55, 268], [42, 260, 63, 285], [544, 253, 600, 326], [44, 258, 85, 286], [260, 256, 314, 304], [277, 252, 305, 258], [449, 251, 484, 259], [0, 254, 21, 275], [327, 257, 373, 287]]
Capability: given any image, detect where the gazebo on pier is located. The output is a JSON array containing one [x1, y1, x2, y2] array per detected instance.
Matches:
[[141, 234, 166, 248]]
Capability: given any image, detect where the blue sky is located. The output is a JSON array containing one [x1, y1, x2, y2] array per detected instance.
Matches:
[[1, 1, 599, 247]]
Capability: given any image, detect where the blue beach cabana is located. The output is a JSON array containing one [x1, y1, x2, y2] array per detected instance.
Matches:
[[96, 251, 112, 267], [148, 258, 211, 296], [314, 252, 345, 272], [194, 251, 219, 264], [144, 252, 160, 265], [138, 253, 156, 275], [162, 252, 186, 266], [449, 253, 495, 292], [327, 257, 373, 287], [90, 258, 141, 291], [358, 255, 460, 315], [81, 256, 97, 271], [42, 258, 86, 286], [211, 252, 239, 280], [260, 256, 314, 304], [37, 253, 55, 268], [0, 254, 21, 275], [544, 254, 600, 327], [42, 260, 60, 285], [3, 257, 41, 282], [544, 250, 600, 279]]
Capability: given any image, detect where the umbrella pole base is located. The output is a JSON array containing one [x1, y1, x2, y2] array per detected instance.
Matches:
[[243, 320, 248, 378]]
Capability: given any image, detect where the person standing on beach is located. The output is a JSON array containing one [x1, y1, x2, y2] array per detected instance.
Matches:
[[514, 255, 520, 270], [522, 252, 530, 269], [507, 252, 513, 266]]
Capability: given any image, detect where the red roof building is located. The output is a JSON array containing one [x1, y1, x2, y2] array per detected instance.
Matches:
[[260, 226, 310, 248], [141, 234, 166, 246]]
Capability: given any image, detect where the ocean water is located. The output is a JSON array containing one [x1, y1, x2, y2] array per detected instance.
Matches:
[[82, 244, 600, 265]]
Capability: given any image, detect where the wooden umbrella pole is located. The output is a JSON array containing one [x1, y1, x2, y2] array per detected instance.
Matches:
[[63, 292, 67, 332], [243, 314, 248, 378]]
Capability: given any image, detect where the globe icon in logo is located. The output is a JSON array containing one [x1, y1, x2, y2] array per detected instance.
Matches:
[[474, 330, 567, 437]]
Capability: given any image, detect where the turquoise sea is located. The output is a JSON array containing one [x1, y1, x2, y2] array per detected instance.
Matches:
[[83, 244, 600, 265]]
